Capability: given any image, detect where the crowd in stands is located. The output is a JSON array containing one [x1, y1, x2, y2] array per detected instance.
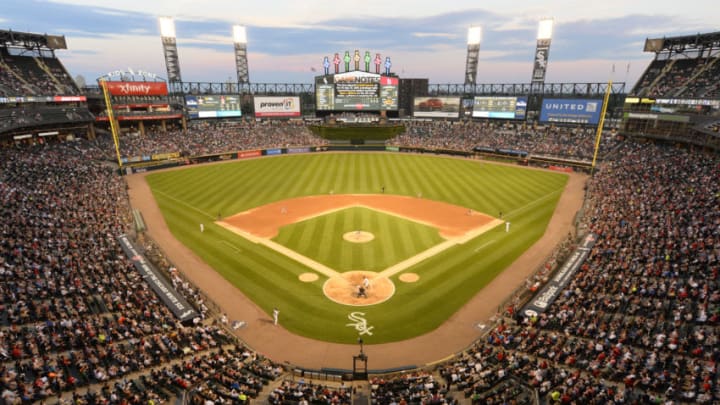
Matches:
[[0, 140, 283, 404], [91, 119, 619, 162], [370, 371, 457, 405], [268, 379, 353, 405], [633, 57, 720, 99], [0, 106, 92, 133], [389, 120, 617, 160], [681, 60, 720, 99], [0, 50, 79, 97], [93, 120, 328, 159]]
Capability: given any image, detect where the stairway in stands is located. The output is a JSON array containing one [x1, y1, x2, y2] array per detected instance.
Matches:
[[352, 381, 370, 405]]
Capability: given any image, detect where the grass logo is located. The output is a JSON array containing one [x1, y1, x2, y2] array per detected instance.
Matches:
[[346, 312, 374, 336]]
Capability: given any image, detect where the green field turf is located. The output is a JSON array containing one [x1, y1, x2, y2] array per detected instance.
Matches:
[[273, 206, 444, 272], [146, 153, 568, 344]]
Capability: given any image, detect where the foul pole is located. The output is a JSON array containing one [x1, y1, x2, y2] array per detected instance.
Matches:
[[99, 79, 123, 170], [591, 80, 612, 175]]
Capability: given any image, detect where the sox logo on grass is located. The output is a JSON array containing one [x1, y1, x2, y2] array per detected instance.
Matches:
[[346, 312, 374, 336]]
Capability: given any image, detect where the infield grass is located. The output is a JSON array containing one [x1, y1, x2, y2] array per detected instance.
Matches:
[[273, 206, 444, 271], [146, 153, 568, 343]]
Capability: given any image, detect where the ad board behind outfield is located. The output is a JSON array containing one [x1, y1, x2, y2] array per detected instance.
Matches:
[[540, 98, 602, 124], [413, 97, 461, 118], [254, 96, 301, 118]]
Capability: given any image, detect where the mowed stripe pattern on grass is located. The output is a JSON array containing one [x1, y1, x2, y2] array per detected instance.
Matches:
[[272, 207, 444, 272], [146, 153, 568, 343]]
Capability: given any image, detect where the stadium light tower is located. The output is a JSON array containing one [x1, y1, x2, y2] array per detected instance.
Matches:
[[531, 18, 554, 89], [233, 25, 250, 84], [159, 17, 182, 83], [464, 26, 482, 85]]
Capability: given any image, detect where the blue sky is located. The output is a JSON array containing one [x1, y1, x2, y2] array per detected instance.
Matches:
[[3, 0, 718, 87]]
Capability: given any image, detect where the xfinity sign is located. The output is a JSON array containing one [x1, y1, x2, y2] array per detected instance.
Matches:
[[540, 98, 602, 124]]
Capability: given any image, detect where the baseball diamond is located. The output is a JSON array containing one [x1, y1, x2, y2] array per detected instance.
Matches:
[[134, 152, 575, 350]]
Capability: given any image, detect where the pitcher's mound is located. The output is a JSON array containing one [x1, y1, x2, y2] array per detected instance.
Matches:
[[343, 231, 375, 243], [323, 270, 395, 306]]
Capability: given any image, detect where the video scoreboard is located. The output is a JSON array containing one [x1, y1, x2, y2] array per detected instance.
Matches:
[[315, 71, 398, 111], [472, 96, 527, 119], [185, 94, 242, 119]]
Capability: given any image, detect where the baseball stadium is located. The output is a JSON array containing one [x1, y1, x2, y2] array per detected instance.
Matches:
[[1, 4, 719, 405]]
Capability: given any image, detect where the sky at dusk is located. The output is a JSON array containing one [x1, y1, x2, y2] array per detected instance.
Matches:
[[2, 0, 718, 88]]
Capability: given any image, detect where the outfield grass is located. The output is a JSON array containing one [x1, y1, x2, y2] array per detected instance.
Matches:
[[273, 207, 444, 272], [146, 153, 568, 343]]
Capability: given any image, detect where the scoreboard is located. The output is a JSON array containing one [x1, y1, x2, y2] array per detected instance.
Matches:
[[472, 96, 527, 119], [316, 71, 398, 111], [185, 94, 242, 119]]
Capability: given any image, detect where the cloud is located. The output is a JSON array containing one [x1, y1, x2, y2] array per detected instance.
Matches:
[[411, 32, 459, 39], [6, 0, 718, 87]]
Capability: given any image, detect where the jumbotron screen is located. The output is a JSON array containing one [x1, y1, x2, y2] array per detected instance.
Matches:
[[315, 71, 398, 111], [185, 94, 242, 119], [472, 96, 527, 119]]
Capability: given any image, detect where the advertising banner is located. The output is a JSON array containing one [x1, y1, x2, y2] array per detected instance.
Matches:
[[151, 152, 180, 161], [413, 97, 461, 118], [287, 147, 311, 154], [522, 233, 597, 317], [117, 235, 198, 322], [265, 148, 282, 155], [238, 150, 262, 159], [254, 96, 301, 117], [106, 81, 168, 96], [540, 98, 603, 124], [0, 95, 86, 103]]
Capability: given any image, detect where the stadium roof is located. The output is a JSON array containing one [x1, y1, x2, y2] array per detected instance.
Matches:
[[644, 30, 720, 54], [0, 29, 67, 50]]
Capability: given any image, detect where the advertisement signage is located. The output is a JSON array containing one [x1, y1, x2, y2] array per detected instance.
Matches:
[[185, 95, 242, 119], [106, 81, 168, 96], [540, 98, 602, 124], [0, 95, 87, 103], [254, 96, 301, 117], [238, 150, 262, 159], [117, 235, 198, 322], [472, 96, 527, 119], [522, 233, 597, 317], [413, 97, 461, 118], [315, 71, 398, 111]]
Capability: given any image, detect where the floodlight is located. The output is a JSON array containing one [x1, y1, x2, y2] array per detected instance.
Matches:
[[232, 25, 247, 44], [159, 17, 176, 38], [537, 19, 554, 40], [467, 26, 482, 45]]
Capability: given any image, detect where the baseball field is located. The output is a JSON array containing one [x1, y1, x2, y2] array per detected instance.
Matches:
[[144, 152, 568, 344]]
